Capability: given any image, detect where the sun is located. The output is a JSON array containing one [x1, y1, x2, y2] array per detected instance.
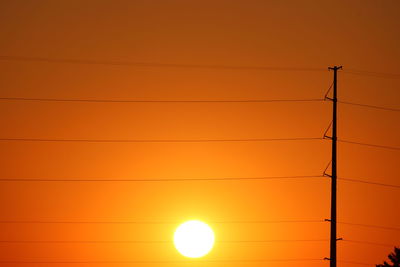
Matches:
[[173, 220, 215, 258]]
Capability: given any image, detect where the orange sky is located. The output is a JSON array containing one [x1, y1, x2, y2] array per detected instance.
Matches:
[[0, 1, 399, 267]]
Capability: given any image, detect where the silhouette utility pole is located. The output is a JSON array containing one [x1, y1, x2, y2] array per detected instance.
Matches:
[[326, 65, 342, 267]]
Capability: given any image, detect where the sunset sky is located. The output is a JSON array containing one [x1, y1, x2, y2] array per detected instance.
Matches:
[[0, 1, 399, 266]]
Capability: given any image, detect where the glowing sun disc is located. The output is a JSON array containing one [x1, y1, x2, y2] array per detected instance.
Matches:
[[173, 220, 215, 258]]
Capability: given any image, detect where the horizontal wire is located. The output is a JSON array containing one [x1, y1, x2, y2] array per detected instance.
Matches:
[[0, 55, 326, 72], [0, 220, 326, 225], [339, 101, 400, 112], [337, 221, 400, 231], [0, 175, 323, 182], [338, 177, 400, 188], [2, 96, 398, 115], [2, 176, 398, 195], [345, 69, 400, 77], [342, 69, 400, 79], [3, 97, 398, 113], [338, 139, 400, 151], [0, 137, 323, 143], [0, 260, 333, 266], [0, 97, 325, 103], [1, 239, 395, 248], [337, 260, 371, 266], [2, 137, 398, 151], [1, 176, 398, 190], [3, 219, 398, 232], [341, 239, 397, 247], [0, 239, 329, 244]]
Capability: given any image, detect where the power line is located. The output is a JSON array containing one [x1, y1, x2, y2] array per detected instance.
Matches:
[[2, 137, 398, 151], [3, 95, 398, 114], [337, 260, 373, 266], [342, 69, 400, 79], [0, 239, 329, 244], [324, 82, 333, 99], [341, 239, 397, 248], [0, 55, 326, 72], [4, 97, 398, 113], [2, 176, 399, 190], [0, 137, 323, 143], [0, 96, 325, 103], [0, 219, 326, 225], [339, 101, 400, 112], [3, 219, 398, 231], [338, 177, 400, 189], [0, 175, 323, 182], [0, 239, 394, 247], [2, 175, 398, 192], [221, 239, 328, 243], [338, 139, 400, 151], [0, 259, 323, 264], [335, 221, 400, 231]]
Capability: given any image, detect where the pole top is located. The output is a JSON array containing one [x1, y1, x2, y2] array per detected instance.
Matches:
[[328, 66, 343, 71]]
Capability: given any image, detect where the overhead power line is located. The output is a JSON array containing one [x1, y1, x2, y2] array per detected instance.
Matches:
[[326, 220, 400, 231], [0, 219, 324, 224], [0, 96, 325, 103], [2, 96, 399, 114], [1, 137, 398, 151], [337, 260, 373, 266], [0, 239, 329, 244], [1, 239, 395, 248], [3, 219, 398, 232], [339, 101, 400, 112], [0, 137, 323, 143], [0, 175, 323, 182], [2, 176, 399, 190], [341, 239, 397, 248], [0, 259, 323, 264], [342, 69, 400, 79], [0, 55, 326, 71], [339, 222, 400, 231], [338, 139, 400, 151], [338, 177, 400, 189], [3, 96, 398, 112], [3, 56, 398, 81]]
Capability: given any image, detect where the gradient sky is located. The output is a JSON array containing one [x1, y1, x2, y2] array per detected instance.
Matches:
[[0, 1, 399, 267]]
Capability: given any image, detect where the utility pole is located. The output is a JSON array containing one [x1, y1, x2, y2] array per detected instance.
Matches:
[[327, 65, 342, 267]]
